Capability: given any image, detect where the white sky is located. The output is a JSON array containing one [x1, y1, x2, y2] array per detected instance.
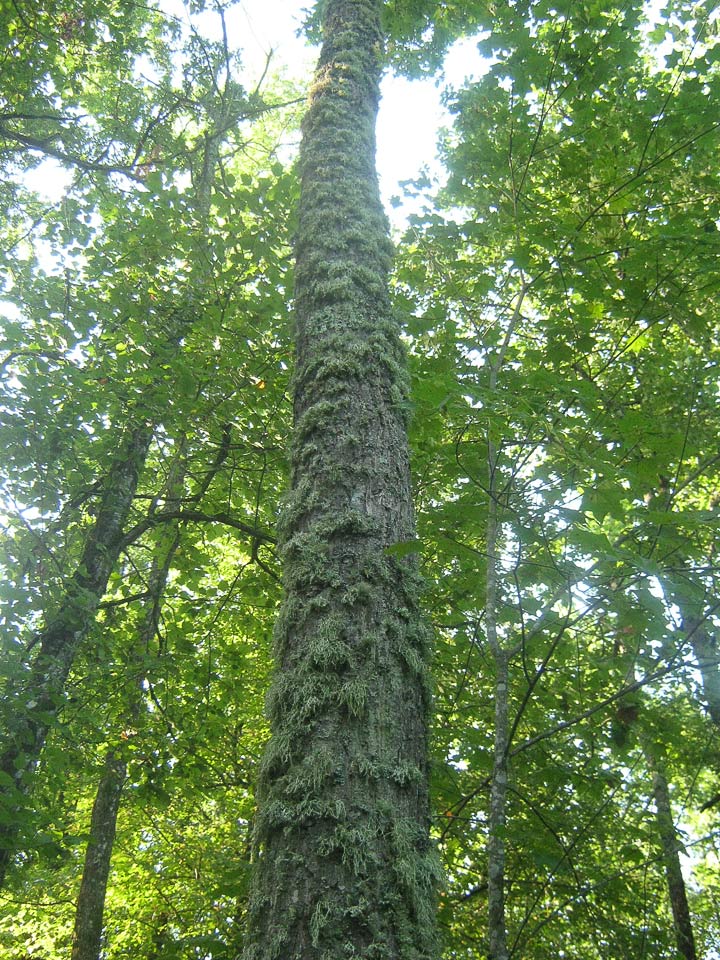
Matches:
[[226, 0, 675, 222], [20, 0, 677, 230], [229, 1, 488, 224], [23, 0, 485, 230]]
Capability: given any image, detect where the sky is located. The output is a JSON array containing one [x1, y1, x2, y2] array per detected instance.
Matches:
[[223, 0, 486, 222], [13, 0, 481, 347], [23, 0, 486, 231], [172, 0, 673, 223], [234, 1, 494, 226]]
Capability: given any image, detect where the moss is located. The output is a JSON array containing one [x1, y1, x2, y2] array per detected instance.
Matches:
[[296, 398, 347, 440], [310, 897, 334, 947], [243, 1, 437, 957], [280, 533, 341, 591], [398, 642, 427, 677], [284, 747, 337, 795], [342, 581, 374, 606], [390, 760, 425, 787], [265, 671, 334, 725], [338, 677, 369, 716], [315, 509, 379, 538], [307, 615, 353, 668]]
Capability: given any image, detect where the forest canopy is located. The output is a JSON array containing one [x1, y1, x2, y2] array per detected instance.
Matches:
[[0, 0, 719, 958]]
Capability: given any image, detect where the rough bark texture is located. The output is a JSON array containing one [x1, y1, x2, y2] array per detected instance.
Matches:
[[0, 422, 152, 886], [242, 2, 438, 958], [646, 750, 697, 960], [70, 751, 127, 960]]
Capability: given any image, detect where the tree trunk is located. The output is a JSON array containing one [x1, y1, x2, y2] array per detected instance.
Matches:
[[69, 448, 186, 957], [487, 652, 510, 960], [483, 283, 523, 960], [70, 751, 127, 960], [685, 615, 720, 729], [645, 747, 697, 960], [485, 436, 509, 960], [242, 2, 438, 958], [0, 422, 153, 886], [0, 90, 228, 887]]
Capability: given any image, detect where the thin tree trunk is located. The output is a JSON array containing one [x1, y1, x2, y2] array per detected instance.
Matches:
[[0, 85, 230, 887], [487, 650, 510, 960], [486, 411, 509, 960], [685, 615, 720, 729], [644, 746, 697, 960], [70, 751, 127, 960], [242, 2, 437, 957], [484, 286, 524, 960], [69, 450, 186, 958], [0, 421, 153, 886]]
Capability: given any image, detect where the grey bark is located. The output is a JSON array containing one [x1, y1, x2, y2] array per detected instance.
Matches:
[[70, 751, 127, 960], [485, 419, 509, 960], [69, 450, 186, 957], [484, 284, 524, 960], [0, 422, 153, 886], [645, 747, 697, 960], [242, 2, 437, 958], [685, 614, 720, 729], [487, 652, 510, 960]]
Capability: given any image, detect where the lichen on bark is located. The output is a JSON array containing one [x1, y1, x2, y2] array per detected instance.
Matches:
[[242, 2, 438, 958]]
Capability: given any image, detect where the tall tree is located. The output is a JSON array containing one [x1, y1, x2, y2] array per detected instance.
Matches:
[[2, 1, 719, 956], [644, 739, 698, 960], [70, 750, 126, 960], [0, 1, 265, 887], [242, 1, 438, 957]]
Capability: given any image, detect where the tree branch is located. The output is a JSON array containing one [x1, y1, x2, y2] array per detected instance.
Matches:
[[121, 508, 275, 550]]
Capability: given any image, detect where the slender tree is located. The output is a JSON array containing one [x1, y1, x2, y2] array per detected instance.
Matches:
[[242, 2, 438, 957], [0, 421, 153, 887], [70, 750, 127, 960], [644, 742, 698, 960], [0, 34, 250, 886], [70, 449, 186, 960]]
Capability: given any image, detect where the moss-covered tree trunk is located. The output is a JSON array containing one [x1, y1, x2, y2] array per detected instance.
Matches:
[[242, 2, 437, 957]]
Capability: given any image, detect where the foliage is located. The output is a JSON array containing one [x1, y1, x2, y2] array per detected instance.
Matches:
[[0, 0, 718, 957]]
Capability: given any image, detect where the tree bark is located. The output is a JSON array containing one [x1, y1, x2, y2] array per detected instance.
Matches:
[[487, 652, 510, 960], [483, 283, 523, 960], [645, 747, 697, 960], [70, 751, 127, 960], [685, 615, 720, 729], [485, 417, 509, 960], [242, 2, 438, 958], [69, 447, 186, 958], [0, 421, 153, 886]]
